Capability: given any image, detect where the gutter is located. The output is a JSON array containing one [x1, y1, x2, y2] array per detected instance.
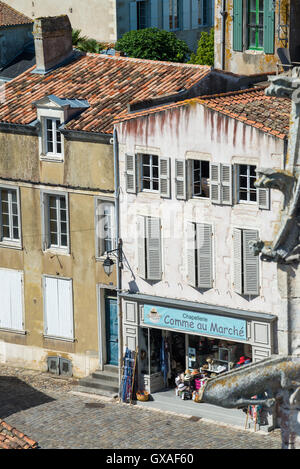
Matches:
[[220, 0, 227, 70]]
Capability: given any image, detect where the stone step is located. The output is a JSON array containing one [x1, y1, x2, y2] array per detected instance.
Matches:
[[76, 385, 118, 399], [91, 370, 119, 383], [103, 365, 119, 374], [78, 377, 119, 394]]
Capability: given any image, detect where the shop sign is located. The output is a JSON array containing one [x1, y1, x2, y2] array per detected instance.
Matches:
[[143, 304, 247, 341]]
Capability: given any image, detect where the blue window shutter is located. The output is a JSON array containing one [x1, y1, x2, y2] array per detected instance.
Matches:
[[130, 1, 138, 30], [183, 0, 191, 30], [264, 0, 275, 54], [233, 0, 243, 52], [162, 0, 170, 30], [191, 0, 198, 29], [150, 0, 159, 27]]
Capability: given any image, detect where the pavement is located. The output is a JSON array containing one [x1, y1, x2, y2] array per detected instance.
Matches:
[[0, 365, 282, 449]]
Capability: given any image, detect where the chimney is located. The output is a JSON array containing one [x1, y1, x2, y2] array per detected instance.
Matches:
[[33, 15, 73, 74]]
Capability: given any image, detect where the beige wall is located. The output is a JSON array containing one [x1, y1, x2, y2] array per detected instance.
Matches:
[[4, 0, 117, 43], [0, 130, 116, 377]]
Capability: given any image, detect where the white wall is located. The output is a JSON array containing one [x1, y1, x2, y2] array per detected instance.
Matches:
[[116, 102, 285, 325]]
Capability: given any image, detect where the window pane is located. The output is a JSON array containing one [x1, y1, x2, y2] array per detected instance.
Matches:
[[152, 180, 159, 191], [50, 232, 58, 245], [61, 234, 68, 247], [250, 190, 257, 202]]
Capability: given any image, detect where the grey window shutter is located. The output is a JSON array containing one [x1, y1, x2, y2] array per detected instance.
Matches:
[[129, 2, 138, 30], [233, 228, 243, 294], [160, 157, 171, 198], [146, 216, 162, 281], [187, 159, 194, 199], [210, 163, 221, 204], [175, 159, 186, 200], [258, 188, 270, 210], [41, 192, 50, 250], [243, 229, 259, 296], [196, 223, 213, 289], [162, 0, 170, 30], [220, 164, 232, 205], [125, 154, 137, 193], [137, 216, 146, 278], [187, 222, 196, 287]]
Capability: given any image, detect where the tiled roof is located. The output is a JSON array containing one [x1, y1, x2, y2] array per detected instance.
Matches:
[[0, 1, 33, 27], [0, 53, 211, 134], [0, 420, 38, 449], [115, 87, 291, 140]]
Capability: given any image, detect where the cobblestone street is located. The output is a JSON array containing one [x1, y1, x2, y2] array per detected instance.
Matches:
[[0, 365, 282, 450]]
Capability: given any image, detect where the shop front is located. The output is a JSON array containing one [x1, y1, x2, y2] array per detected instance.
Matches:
[[121, 293, 277, 395]]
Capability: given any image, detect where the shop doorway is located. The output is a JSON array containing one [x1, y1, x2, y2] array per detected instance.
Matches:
[[105, 294, 118, 366]]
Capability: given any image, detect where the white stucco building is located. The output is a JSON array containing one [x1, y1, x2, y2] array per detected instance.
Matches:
[[114, 86, 290, 393]]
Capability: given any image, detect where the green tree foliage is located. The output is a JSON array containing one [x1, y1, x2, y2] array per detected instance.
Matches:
[[72, 29, 104, 53], [189, 28, 214, 66], [115, 28, 190, 63]]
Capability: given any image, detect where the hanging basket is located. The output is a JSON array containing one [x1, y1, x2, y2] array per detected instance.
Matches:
[[136, 391, 150, 402]]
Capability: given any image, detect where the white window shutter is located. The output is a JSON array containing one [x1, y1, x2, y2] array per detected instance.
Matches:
[[233, 228, 243, 294], [159, 157, 171, 198], [175, 159, 186, 200], [210, 163, 221, 204], [44, 276, 59, 337], [220, 164, 232, 205], [137, 216, 146, 278], [125, 154, 137, 194], [183, 0, 191, 30], [58, 279, 74, 339], [187, 222, 196, 287], [0, 269, 23, 331], [162, 0, 170, 30], [197, 223, 213, 289], [187, 159, 194, 199], [243, 229, 259, 296], [258, 188, 270, 210], [129, 1, 137, 29], [146, 216, 162, 281], [192, 0, 199, 29]]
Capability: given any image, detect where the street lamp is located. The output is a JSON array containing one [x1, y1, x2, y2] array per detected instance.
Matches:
[[103, 254, 115, 276]]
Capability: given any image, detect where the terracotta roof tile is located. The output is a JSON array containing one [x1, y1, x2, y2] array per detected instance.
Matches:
[[0, 53, 211, 134], [0, 420, 38, 449], [0, 1, 33, 27], [115, 87, 291, 140]]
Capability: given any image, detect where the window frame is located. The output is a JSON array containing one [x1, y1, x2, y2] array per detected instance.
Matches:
[[43, 117, 63, 157], [37, 107, 65, 162], [237, 164, 258, 204], [247, 0, 264, 51], [95, 197, 116, 259], [169, 0, 181, 31], [0, 184, 22, 249], [140, 153, 160, 193], [191, 159, 210, 199], [41, 190, 70, 254]]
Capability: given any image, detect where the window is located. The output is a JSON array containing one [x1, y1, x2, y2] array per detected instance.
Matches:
[[238, 164, 257, 203], [141, 154, 159, 192], [191, 160, 210, 198], [197, 0, 209, 26], [233, 228, 259, 295], [42, 192, 69, 252], [0, 268, 24, 332], [43, 276, 74, 340], [137, 0, 148, 29], [137, 216, 162, 281], [187, 222, 213, 289], [95, 199, 115, 258], [233, 0, 275, 54], [0, 186, 21, 246], [44, 117, 62, 157], [248, 0, 264, 50], [169, 0, 181, 30]]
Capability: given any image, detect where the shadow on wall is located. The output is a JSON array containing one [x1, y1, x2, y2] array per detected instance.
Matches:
[[0, 376, 55, 420]]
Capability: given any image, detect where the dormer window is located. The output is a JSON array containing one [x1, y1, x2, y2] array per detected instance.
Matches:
[[45, 118, 62, 156]]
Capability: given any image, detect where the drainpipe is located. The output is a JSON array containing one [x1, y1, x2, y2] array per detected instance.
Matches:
[[220, 0, 227, 70], [113, 127, 123, 398]]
